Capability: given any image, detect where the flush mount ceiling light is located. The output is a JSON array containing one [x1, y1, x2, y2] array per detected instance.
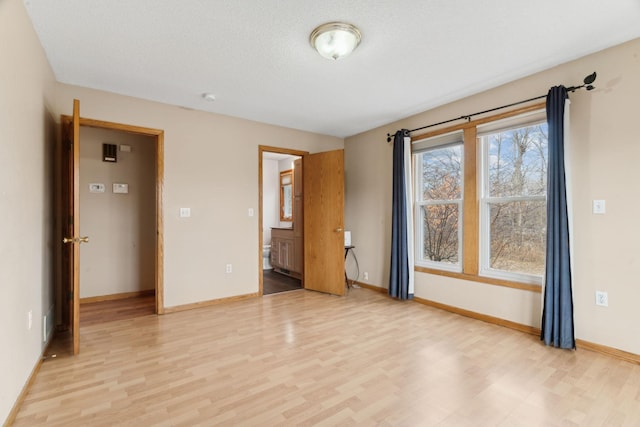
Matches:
[[309, 22, 362, 60]]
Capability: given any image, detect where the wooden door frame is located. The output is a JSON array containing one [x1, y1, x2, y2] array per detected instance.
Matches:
[[258, 145, 308, 296], [61, 115, 166, 315]]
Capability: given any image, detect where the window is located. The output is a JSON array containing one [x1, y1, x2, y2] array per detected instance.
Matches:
[[414, 132, 463, 272], [412, 107, 548, 287], [479, 118, 548, 284]]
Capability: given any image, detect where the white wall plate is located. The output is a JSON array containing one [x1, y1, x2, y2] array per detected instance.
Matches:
[[113, 183, 129, 194], [89, 183, 105, 193]]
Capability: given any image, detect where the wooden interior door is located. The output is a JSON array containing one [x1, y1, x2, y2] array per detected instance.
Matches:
[[303, 150, 345, 296], [61, 99, 82, 354]]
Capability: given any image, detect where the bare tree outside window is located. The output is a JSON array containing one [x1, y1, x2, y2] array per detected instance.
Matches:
[[412, 114, 547, 284], [416, 144, 462, 267], [483, 123, 548, 276]]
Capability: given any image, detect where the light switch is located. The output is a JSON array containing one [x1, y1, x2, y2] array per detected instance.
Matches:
[[120, 144, 131, 152], [89, 183, 105, 193], [593, 200, 606, 214], [113, 183, 129, 194], [248, 208, 254, 217], [180, 207, 191, 218]]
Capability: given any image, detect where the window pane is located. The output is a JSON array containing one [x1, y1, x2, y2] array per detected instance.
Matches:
[[421, 203, 459, 264], [486, 124, 548, 197], [488, 200, 546, 276], [420, 145, 462, 201]]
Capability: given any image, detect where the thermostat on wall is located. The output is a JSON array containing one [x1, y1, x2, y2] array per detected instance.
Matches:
[[113, 183, 129, 194]]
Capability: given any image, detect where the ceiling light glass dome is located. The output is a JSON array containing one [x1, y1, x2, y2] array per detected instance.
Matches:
[[310, 22, 362, 60]]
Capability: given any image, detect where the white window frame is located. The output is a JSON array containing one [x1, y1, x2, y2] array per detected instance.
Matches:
[[478, 112, 547, 285], [413, 133, 464, 273]]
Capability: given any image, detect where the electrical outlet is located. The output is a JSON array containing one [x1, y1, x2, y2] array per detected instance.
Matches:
[[363, 272, 369, 281], [225, 264, 232, 274], [595, 291, 608, 307]]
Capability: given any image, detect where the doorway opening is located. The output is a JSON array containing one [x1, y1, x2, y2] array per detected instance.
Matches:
[[57, 108, 164, 355], [78, 126, 157, 324], [259, 146, 307, 295]]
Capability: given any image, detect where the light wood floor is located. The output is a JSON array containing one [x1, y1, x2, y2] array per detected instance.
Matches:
[[13, 288, 640, 426], [80, 294, 156, 327]]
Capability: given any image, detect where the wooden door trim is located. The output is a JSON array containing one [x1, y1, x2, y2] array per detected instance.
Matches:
[[72, 101, 80, 355], [78, 117, 164, 136], [258, 145, 308, 296], [62, 115, 165, 315]]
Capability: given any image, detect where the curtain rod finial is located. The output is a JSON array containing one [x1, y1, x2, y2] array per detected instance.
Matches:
[[584, 72, 597, 85], [583, 71, 597, 91]]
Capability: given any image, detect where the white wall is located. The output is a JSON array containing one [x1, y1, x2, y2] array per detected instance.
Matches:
[[55, 84, 344, 309], [262, 158, 279, 245], [345, 37, 640, 355], [79, 127, 156, 298], [0, 0, 57, 422]]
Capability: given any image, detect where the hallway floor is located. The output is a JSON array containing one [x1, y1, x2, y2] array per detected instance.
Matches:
[[263, 269, 302, 295]]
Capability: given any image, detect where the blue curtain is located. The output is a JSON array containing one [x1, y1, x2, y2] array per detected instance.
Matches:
[[389, 130, 413, 300], [541, 86, 575, 349]]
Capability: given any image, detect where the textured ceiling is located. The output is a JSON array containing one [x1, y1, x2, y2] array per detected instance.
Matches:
[[23, 0, 640, 138]]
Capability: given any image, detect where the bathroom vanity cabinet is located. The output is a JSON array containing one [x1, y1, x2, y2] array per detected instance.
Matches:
[[271, 228, 300, 278]]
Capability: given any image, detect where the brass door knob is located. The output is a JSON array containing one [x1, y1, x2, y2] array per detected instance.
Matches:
[[63, 236, 90, 244], [334, 228, 343, 232]]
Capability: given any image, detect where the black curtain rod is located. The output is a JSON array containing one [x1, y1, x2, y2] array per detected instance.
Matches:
[[386, 72, 597, 142]]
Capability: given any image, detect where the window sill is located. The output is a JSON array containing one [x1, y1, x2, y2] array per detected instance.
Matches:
[[414, 266, 542, 293]]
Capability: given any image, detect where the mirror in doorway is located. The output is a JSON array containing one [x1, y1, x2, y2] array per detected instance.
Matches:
[[280, 169, 293, 221]]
